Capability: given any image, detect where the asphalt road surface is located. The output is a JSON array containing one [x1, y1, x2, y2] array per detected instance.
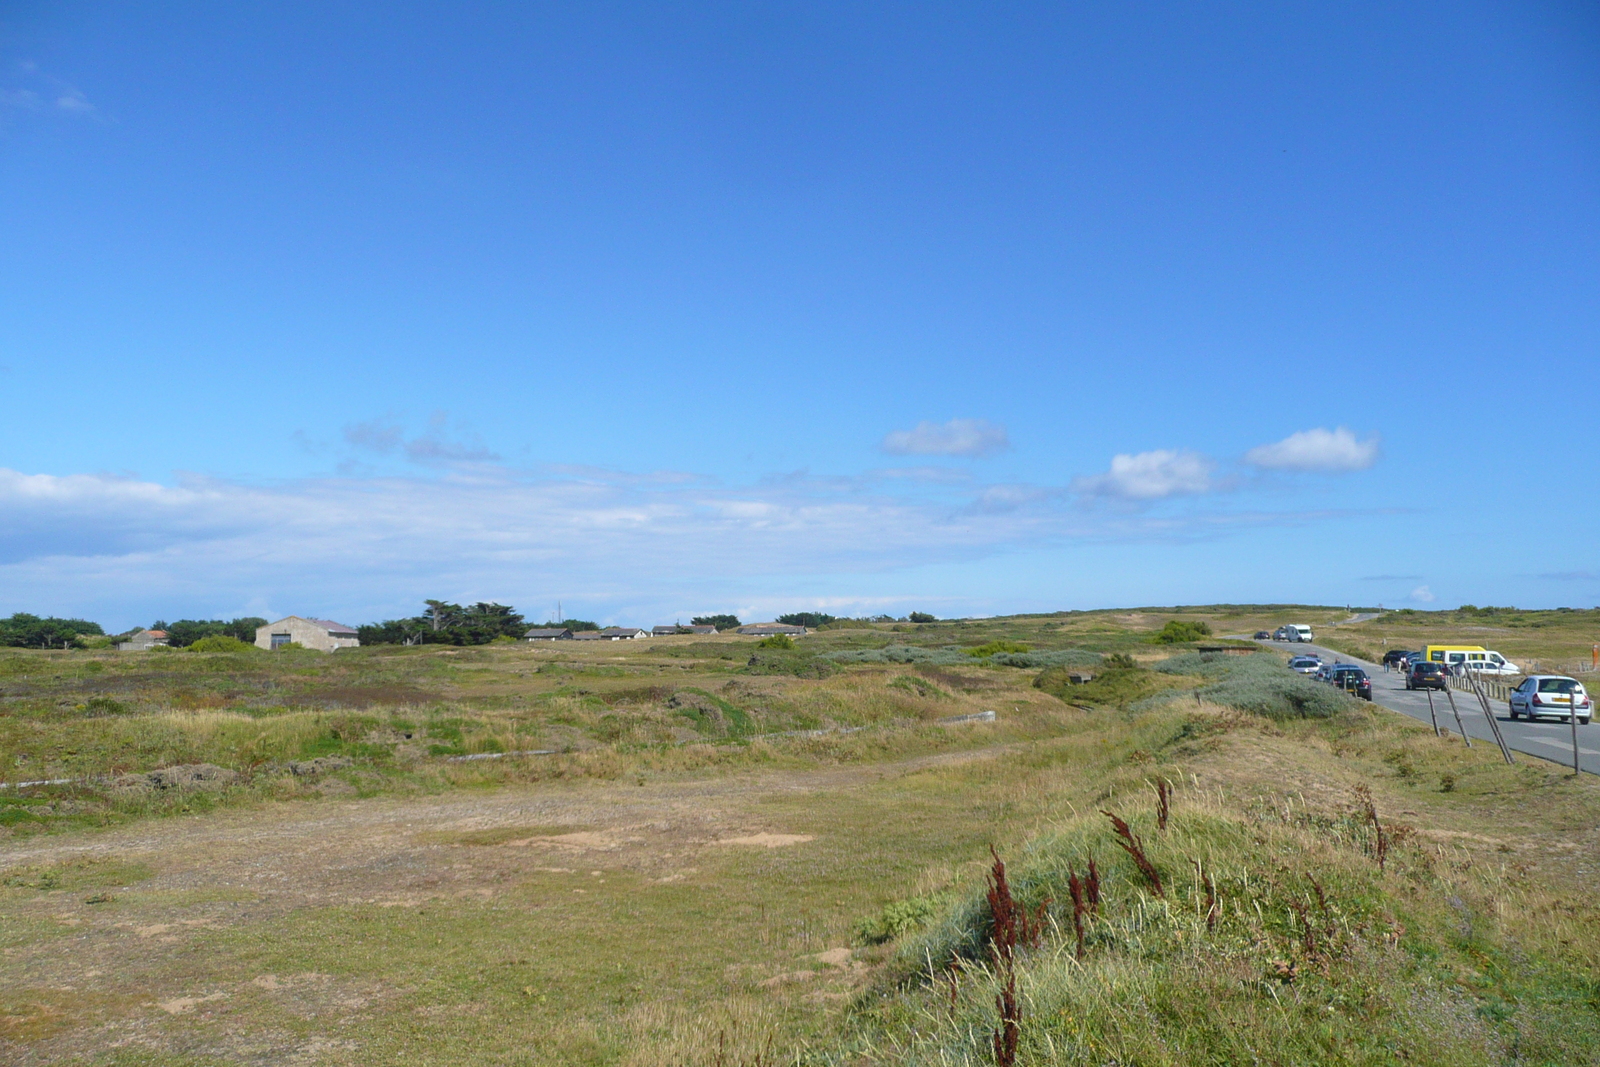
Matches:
[[1261, 641, 1599, 776]]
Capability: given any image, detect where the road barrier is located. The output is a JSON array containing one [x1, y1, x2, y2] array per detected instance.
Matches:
[[1448, 672, 1513, 703]]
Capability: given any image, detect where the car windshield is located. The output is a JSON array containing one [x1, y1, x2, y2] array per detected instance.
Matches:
[[1537, 678, 1580, 694]]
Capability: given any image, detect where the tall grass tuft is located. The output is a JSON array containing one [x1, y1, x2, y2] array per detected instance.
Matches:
[[1102, 809, 1163, 896]]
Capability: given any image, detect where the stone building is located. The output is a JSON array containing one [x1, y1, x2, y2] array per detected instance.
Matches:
[[116, 628, 169, 651], [254, 616, 360, 652]]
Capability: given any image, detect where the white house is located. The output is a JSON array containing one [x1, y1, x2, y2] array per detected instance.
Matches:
[[255, 617, 360, 652]]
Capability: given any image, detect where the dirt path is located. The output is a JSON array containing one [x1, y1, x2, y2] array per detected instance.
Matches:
[[2, 744, 1020, 926]]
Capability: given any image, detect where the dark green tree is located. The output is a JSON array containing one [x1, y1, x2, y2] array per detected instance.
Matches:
[[691, 614, 740, 631], [360, 601, 526, 645], [777, 612, 835, 628], [0, 613, 104, 648]]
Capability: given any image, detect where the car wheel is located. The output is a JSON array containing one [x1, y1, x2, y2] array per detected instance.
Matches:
[[1582, 717, 1592, 726], [1509, 704, 1519, 720]]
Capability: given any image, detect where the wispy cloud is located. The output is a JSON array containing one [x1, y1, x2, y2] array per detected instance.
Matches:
[[343, 413, 500, 465], [881, 418, 1010, 458], [2, 63, 95, 119], [1071, 450, 1214, 500], [54, 88, 94, 113], [1410, 585, 1436, 603], [1244, 427, 1380, 472]]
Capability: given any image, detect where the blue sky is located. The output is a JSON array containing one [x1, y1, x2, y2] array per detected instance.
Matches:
[[2, 1, 1597, 630]]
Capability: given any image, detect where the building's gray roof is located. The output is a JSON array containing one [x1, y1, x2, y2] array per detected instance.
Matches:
[[599, 627, 647, 637], [737, 623, 807, 635], [307, 619, 358, 635], [652, 626, 684, 635], [524, 627, 573, 639], [687, 625, 718, 634], [571, 630, 605, 640]]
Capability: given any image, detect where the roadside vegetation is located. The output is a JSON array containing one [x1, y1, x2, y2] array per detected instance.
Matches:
[[1, 606, 1597, 1064]]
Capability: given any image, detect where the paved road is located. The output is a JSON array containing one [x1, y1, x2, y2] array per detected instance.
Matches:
[[1261, 641, 1599, 775]]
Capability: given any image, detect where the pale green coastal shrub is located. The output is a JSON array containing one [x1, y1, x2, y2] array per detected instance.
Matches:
[[1145, 652, 1357, 719]]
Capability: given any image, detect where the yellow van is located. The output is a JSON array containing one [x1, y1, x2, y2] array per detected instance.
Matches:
[[1424, 645, 1522, 676]]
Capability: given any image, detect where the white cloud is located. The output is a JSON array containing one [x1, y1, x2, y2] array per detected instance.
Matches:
[[1244, 427, 1379, 472], [1410, 585, 1436, 603], [1071, 450, 1214, 500], [0, 458, 1376, 629], [881, 418, 1010, 458]]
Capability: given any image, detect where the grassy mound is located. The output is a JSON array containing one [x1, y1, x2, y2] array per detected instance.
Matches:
[[1034, 663, 1174, 707], [838, 785, 1600, 1066]]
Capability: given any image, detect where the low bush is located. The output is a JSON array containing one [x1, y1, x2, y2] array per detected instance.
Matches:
[[185, 635, 259, 654], [965, 640, 1032, 657], [990, 649, 1101, 669], [823, 646, 972, 666], [854, 895, 940, 944], [1150, 619, 1212, 644], [755, 634, 794, 650]]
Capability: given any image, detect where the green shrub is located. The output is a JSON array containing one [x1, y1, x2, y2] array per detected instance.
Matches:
[[79, 695, 130, 716], [755, 634, 794, 650], [185, 635, 259, 654], [823, 645, 971, 666], [854, 895, 939, 944], [1150, 619, 1212, 644], [965, 640, 1031, 657], [990, 649, 1100, 669]]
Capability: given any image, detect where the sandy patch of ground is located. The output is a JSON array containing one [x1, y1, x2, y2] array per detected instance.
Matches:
[[714, 833, 815, 848]]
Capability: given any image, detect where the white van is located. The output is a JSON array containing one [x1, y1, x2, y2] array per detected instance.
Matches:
[[1290, 625, 1314, 643], [1430, 648, 1522, 677]]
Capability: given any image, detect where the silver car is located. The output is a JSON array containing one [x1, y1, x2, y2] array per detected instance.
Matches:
[[1508, 676, 1591, 724], [1287, 655, 1321, 675]]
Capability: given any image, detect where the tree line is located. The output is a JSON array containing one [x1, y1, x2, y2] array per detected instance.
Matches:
[[0, 604, 946, 651], [0, 613, 104, 649]]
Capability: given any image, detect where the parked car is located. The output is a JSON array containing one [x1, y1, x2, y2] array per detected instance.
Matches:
[[1288, 655, 1321, 675], [1406, 662, 1447, 691], [1381, 649, 1409, 669], [1508, 676, 1592, 724], [1314, 663, 1340, 682], [1254, 631, 1271, 640], [1272, 627, 1291, 641], [1329, 665, 1373, 701]]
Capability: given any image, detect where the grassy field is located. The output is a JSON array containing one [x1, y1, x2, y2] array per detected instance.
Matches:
[[2, 608, 1599, 1064]]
